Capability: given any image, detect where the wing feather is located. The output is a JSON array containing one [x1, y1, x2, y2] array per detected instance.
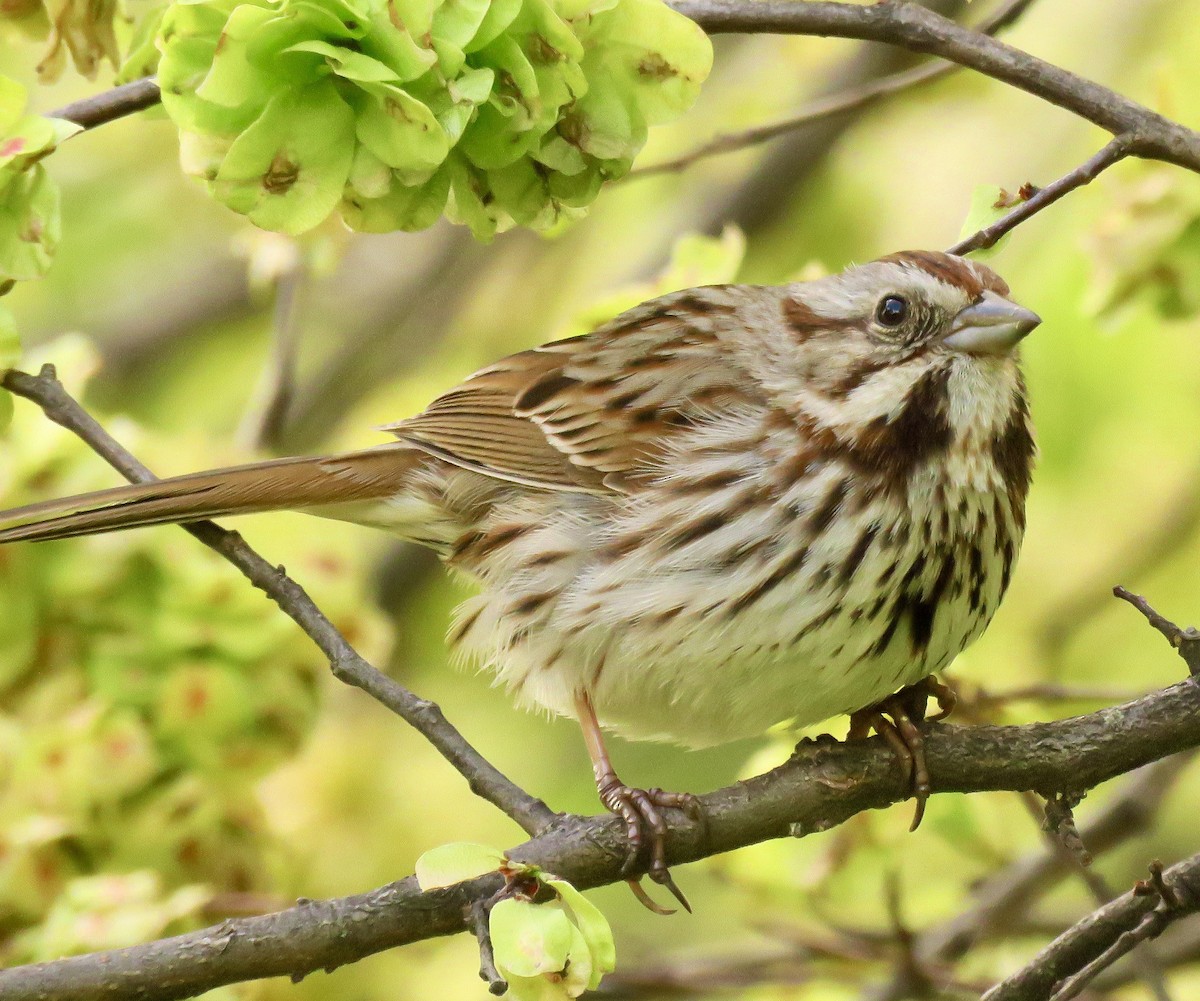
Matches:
[[388, 287, 760, 492]]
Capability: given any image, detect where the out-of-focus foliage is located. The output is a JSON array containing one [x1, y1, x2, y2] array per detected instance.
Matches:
[[155, 0, 711, 237], [0, 339, 389, 964], [2, 0, 1200, 998], [0, 304, 16, 427], [0, 0, 125, 81], [1086, 165, 1200, 320], [0, 75, 79, 291]]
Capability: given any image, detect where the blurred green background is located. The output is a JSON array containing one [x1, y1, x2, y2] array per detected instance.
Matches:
[[3, 0, 1200, 997]]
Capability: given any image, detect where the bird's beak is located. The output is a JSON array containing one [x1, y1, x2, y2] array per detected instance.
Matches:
[[943, 291, 1041, 356]]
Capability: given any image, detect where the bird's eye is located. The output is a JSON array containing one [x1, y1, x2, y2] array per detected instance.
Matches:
[[875, 295, 909, 327]]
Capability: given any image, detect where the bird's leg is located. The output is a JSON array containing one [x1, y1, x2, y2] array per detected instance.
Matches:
[[847, 675, 955, 832], [574, 691, 699, 915]]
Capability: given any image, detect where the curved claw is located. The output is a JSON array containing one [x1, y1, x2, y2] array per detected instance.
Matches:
[[599, 781, 700, 914], [626, 879, 677, 916], [648, 864, 693, 913], [847, 675, 951, 831]]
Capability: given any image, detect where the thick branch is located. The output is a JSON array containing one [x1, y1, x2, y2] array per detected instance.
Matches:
[[0, 678, 1198, 1001], [671, 1, 1200, 171], [632, 0, 1038, 180], [0, 367, 555, 838]]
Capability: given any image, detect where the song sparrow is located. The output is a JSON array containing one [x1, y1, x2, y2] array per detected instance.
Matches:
[[0, 250, 1039, 909]]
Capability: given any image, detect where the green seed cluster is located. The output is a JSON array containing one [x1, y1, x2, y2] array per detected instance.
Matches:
[[0, 341, 388, 960], [155, 0, 711, 238]]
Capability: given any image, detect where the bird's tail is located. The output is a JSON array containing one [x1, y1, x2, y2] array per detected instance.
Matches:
[[0, 444, 421, 543]]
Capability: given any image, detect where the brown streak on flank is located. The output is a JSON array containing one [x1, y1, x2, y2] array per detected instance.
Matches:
[[600, 532, 641, 560], [605, 388, 646, 410], [668, 511, 727, 548], [968, 542, 986, 612], [525, 550, 570, 568], [909, 552, 956, 656], [653, 605, 685, 626], [809, 478, 849, 533], [792, 603, 838, 644], [671, 468, 744, 495], [870, 598, 903, 657], [839, 522, 879, 586], [588, 647, 610, 690], [726, 544, 810, 617], [713, 534, 772, 570], [992, 384, 1035, 520], [511, 591, 557, 617], [782, 295, 831, 340], [447, 604, 485, 647]]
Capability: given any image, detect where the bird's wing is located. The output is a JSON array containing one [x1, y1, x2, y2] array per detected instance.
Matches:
[[387, 286, 759, 493]]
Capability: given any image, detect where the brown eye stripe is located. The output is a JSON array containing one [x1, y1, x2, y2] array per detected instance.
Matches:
[[782, 296, 834, 339], [882, 250, 1010, 298]]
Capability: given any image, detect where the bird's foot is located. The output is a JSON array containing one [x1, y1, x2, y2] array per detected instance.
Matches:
[[596, 777, 702, 915], [847, 675, 955, 831]]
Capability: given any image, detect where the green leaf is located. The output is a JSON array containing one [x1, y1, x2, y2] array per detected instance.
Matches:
[[343, 166, 451, 231], [286, 40, 401, 82], [957, 184, 1020, 258], [196, 8, 291, 108], [546, 879, 615, 988], [360, 2, 439, 81], [490, 898, 573, 978], [211, 82, 356, 234], [0, 164, 62, 285], [578, 0, 711, 124], [431, 0, 490, 49], [465, 0, 522, 51], [353, 82, 448, 178], [413, 841, 505, 890]]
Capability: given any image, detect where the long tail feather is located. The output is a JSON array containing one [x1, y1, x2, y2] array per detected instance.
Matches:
[[0, 445, 419, 543]]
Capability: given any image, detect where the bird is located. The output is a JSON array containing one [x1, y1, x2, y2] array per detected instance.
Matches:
[[0, 249, 1039, 911]]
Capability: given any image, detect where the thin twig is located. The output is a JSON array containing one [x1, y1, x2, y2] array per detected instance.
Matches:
[[468, 894, 509, 995], [947, 137, 1133, 254], [632, 0, 1038, 179], [632, 61, 956, 179], [1035, 462, 1200, 662], [982, 855, 1200, 1001], [0, 366, 557, 839], [47, 77, 162, 130], [1115, 586, 1200, 677]]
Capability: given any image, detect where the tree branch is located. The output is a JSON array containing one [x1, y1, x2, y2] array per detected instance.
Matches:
[[982, 853, 1200, 1001], [0, 675, 1197, 1001], [947, 137, 1133, 255], [0, 366, 556, 839], [1115, 586, 1200, 677], [47, 76, 162, 130], [671, 1, 1200, 172], [631, 0, 1038, 180], [41, 2, 1200, 180]]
